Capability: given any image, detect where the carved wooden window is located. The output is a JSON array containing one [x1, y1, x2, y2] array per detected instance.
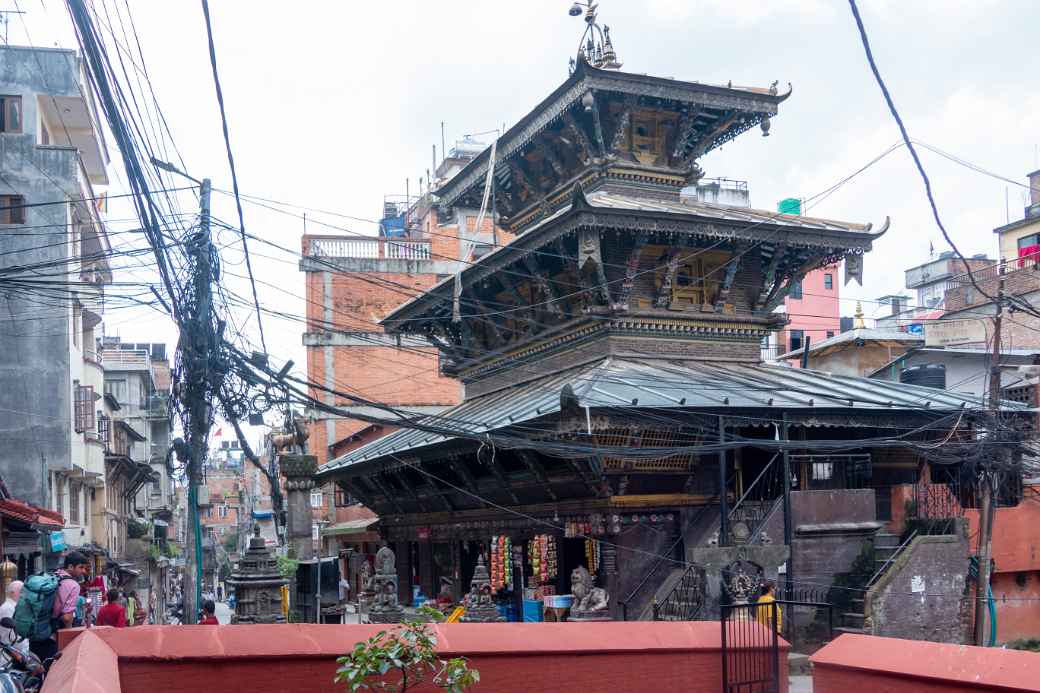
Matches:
[[631, 115, 660, 165], [672, 256, 722, 307]]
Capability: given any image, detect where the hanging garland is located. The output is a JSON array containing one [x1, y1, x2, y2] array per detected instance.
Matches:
[[489, 535, 512, 591], [528, 535, 558, 584], [585, 537, 601, 577]]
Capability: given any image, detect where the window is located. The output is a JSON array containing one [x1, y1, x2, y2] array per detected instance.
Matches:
[[789, 280, 802, 300], [218, 505, 229, 518], [74, 384, 95, 433], [312, 523, 320, 543], [310, 490, 323, 508], [335, 487, 353, 507], [1017, 234, 1040, 251], [104, 379, 127, 404], [98, 415, 110, 446], [69, 482, 81, 526], [0, 195, 25, 225], [72, 304, 81, 348], [0, 96, 21, 133], [824, 273, 833, 290], [811, 462, 833, 481], [826, 331, 835, 339], [789, 329, 804, 353]]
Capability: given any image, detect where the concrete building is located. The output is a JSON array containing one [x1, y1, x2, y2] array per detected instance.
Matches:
[[994, 168, 1040, 263], [0, 46, 111, 552], [874, 252, 993, 330], [101, 339, 174, 529]]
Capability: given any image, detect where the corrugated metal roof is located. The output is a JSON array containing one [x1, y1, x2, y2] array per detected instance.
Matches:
[[778, 327, 923, 359], [319, 358, 1025, 476], [585, 190, 873, 233]]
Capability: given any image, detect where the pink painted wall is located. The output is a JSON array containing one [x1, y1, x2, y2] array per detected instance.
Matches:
[[812, 633, 1040, 692], [779, 265, 841, 361]]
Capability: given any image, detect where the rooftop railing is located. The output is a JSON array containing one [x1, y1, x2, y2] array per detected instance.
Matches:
[[307, 235, 432, 261]]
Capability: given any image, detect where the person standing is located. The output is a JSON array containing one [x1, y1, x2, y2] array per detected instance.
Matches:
[[199, 600, 219, 625], [95, 590, 127, 628], [29, 552, 89, 664], [0, 581, 27, 660], [755, 580, 782, 633], [126, 591, 137, 627]]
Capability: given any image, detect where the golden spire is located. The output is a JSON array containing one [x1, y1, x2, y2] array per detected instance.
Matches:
[[853, 301, 866, 329]]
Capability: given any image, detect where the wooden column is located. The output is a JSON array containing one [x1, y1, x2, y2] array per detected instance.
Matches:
[[781, 413, 793, 597], [718, 416, 728, 546]]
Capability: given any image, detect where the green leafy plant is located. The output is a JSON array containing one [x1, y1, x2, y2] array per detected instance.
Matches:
[[128, 519, 151, 539], [277, 554, 299, 579], [335, 608, 479, 692]]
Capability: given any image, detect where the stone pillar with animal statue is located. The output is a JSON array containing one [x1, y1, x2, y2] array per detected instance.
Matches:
[[275, 416, 317, 561]]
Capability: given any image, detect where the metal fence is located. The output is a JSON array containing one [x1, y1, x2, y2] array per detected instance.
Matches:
[[721, 601, 781, 693]]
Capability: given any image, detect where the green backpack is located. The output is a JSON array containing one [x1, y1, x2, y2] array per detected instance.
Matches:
[[13, 574, 75, 641]]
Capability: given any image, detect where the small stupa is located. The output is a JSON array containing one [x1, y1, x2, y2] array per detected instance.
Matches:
[[226, 525, 288, 624]]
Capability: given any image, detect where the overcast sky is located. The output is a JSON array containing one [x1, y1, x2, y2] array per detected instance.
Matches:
[[11, 0, 1040, 422]]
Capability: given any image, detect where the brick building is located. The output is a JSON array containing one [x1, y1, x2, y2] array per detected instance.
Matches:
[[300, 146, 516, 532]]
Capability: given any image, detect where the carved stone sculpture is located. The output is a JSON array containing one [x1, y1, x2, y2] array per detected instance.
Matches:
[[462, 555, 503, 623], [368, 545, 404, 624], [227, 525, 288, 625], [569, 565, 611, 621]]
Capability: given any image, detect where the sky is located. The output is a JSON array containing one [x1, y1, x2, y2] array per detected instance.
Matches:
[[9, 0, 1040, 428]]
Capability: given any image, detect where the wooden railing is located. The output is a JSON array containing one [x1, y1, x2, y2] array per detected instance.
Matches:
[[307, 236, 432, 260]]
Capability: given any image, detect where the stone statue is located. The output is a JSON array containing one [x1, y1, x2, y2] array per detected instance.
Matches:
[[462, 555, 502, 622], [359, 560, 373, 594], [368, 545, 403, 624], [569, 565, 611, 621], [375, 544, 396, 575]]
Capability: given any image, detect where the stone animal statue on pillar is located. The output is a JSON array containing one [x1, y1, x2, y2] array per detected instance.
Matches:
[[570, 565, 610, 619], [271, 414, 311, 454]]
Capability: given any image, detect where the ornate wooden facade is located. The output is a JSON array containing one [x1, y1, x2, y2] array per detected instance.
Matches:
[[313, 58, 956, 617]]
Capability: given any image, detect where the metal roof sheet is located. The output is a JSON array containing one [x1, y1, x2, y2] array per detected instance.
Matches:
[[584, 190, 873, 233], [318, 358, 1024, 477], [778, 327, 923, 359]]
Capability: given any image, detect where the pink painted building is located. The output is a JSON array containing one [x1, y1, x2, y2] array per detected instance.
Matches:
[[777, 264, 841, 360]]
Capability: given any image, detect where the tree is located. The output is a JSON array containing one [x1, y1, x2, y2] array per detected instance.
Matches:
[[335, 610, 478, 692]]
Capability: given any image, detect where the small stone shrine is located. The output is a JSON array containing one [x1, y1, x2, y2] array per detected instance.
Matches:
[[568, 566, 611, 621], [368, 544, 404, 624], [227, 525, 288, 624], [462, 555, 503, 623]]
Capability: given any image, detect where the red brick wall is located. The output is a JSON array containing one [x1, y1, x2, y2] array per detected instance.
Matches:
[[50, 622, 790, 693]]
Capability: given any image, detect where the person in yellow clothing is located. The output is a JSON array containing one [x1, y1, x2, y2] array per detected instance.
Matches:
[[755, 581, 781, 632]]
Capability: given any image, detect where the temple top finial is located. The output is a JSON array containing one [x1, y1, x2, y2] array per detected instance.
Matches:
[[569, 1, 622, 72]]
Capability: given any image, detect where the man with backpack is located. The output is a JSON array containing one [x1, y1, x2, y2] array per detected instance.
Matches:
[[16, 552, 90, 664]]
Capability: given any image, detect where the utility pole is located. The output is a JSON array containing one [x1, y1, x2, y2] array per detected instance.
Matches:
[[151, 157, 214, 626], [974, 264, 1004, 646]]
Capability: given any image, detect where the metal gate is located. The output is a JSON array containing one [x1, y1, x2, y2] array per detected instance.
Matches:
[[720, 601, 780, 693]]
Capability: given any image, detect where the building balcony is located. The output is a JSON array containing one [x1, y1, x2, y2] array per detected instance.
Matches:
[[306, 235, 432, 261]]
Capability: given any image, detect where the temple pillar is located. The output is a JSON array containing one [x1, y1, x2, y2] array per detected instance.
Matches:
[[279, 454, 318, 561]]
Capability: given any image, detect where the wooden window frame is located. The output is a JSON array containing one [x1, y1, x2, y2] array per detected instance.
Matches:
[[0, 195, 25, 225], [0, 96, 22, 134], [74, 384, 96, 433]]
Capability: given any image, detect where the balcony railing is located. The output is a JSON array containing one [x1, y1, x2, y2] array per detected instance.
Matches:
[[307, 236, 432, 261]]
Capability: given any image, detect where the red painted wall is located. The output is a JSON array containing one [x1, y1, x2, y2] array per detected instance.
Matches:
[[47, 622, 789, 693], [964, 485, 1040, 643], [812, 633, 1040, 692]]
